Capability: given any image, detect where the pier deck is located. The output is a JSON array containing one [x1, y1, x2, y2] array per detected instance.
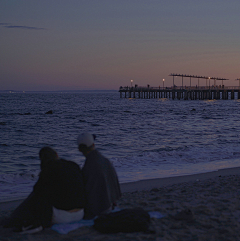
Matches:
[[119, 86, 240, 100]]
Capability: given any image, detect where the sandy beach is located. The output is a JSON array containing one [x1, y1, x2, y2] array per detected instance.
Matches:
[[1, 167, 240, 240]]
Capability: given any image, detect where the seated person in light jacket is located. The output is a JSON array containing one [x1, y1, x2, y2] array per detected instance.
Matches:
[[77, 133, 121, 219]]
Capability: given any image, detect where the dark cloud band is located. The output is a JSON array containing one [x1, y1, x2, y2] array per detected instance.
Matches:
[[0, 23, 46, 30]]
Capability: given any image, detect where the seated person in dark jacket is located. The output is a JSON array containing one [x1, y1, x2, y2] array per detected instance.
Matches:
[[4, 147, 85, 233], [77, 133, 121, 220]]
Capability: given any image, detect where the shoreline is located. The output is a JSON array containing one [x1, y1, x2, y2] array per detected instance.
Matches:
[[1, 166, 240, 240], [120, 166, 240, 192], [1, 166, 240, 212]]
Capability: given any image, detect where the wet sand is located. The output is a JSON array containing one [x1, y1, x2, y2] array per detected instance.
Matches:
[[1, 167, 240, 240]]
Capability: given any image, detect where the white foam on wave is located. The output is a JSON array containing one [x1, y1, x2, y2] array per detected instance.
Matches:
[[2, 147, 240, 202], [111, 147, 240, 183], [111, 144, 240, 168]]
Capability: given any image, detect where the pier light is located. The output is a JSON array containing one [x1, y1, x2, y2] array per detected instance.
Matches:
[[131, 79, 133, 87], [208, 77, 210, 88], [163, 79, 165, 88]]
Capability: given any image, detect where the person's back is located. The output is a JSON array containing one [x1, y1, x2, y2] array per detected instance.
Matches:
[[82, 149, 121, 219], [34, 158, 86, 210], [77, 133, 121, 219]]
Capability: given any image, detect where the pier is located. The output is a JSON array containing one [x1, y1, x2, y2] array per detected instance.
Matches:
[[119, 86, 240, 100], [119, 74, 240, 100]]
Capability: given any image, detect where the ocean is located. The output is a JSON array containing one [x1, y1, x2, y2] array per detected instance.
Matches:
[[1, 91, 240, 202]]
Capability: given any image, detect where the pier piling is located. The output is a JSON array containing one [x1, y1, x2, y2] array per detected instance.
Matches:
[[119, 86, 240, 100]]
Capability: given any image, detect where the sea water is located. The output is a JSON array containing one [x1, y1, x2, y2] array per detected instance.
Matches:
[[1, 91, 240, 202]]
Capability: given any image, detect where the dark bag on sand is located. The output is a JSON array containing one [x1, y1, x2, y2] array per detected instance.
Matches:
[[93, 208, 150, 233]]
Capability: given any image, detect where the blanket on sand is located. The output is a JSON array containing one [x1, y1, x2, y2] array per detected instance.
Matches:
[[51, 211, 164, 234]]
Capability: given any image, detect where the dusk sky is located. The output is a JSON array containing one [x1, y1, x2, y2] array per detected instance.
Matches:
[[1, 0, 240, 91]]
